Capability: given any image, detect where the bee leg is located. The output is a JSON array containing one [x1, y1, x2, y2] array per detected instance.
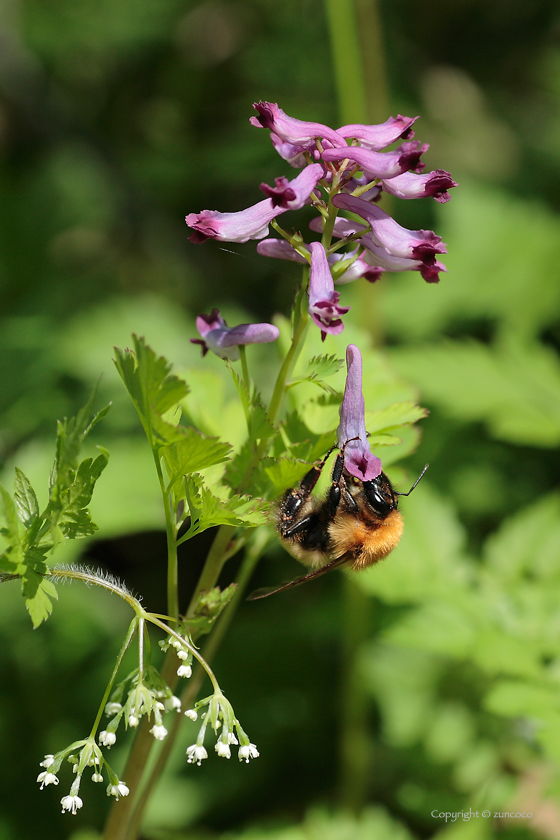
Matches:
[[280, 445, 337, 526], [326, 453, 359, 514]]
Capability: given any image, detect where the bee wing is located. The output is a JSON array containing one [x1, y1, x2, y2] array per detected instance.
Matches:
[[247, 554, 349, 600]]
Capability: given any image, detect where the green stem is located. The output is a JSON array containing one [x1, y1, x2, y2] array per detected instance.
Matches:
[[89, 618, 138, 739], [153, 451, 179, 622]]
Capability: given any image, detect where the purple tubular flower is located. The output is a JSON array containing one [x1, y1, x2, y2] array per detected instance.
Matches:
[[186, 199, 284, 244], [308, 242, 350, 340], [332, 193, 447, 276], [191, 309, 279, 361], [256, 238, 307, 262], [250, 101, 346, 149], [186, 165, 323, 244], [260, 163, 324, 208], [322, 141, 428, 180], [337, 345, 382, 481], [336, 115, 419, 150], [380, 169, 458, 203], [361, 236, 447, 283]]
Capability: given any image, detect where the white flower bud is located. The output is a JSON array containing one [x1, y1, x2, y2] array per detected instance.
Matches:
[[165, 695, 182, 712], [37, 771, 59, 789], [184, 708, 198, 721], [215, 741, 231, 759], [99, 730, 117, 747], [150, 724, 168, 741], [238, 743, 259, 763], [107, 781, 130, 799], [177, 664, 192, 679], [186, 744, 208, 765]]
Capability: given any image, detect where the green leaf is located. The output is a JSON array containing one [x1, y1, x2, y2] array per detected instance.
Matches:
[[183, 475, 269, 538], [25, 575, 58, 629], [290, 353, 344, 394], [14, 468, 40, 528], [162, 428, 232, 492], [228, 365, 275, 442], [364, 401, 428, 435], [389, 337, 560, 447], [260, 457, 314, 495], [114, 335, 189, 446], [48, 449, 109, 542]]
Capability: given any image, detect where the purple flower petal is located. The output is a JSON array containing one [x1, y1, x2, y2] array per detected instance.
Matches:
[[260, 163, 324, 208], [336, 115, 419, 150], [332, 193, 447, 264], [322, 141, 428, 180], [185, 199, 283, 244], [250, 101, 346, 149], [256, 238, 307, 262], [337, 345, 382, 481], [191, 309, 279, 360], [270, 133, 310, 168], [308, 242, 350, 339], [381, 169, 458, 202]]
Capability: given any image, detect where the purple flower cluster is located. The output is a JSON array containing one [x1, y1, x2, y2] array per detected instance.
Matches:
[[186, 101, 456, 348]]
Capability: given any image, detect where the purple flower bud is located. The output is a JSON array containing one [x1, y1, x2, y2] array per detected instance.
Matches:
[[191, 309, 279, 361], [250, 101, 346, 149], [322, 141, 428, 180], [308, 242, 350, 340], [260, 163, 324, 208], [380, 169, 458, 203], [337, 115, 419, 150], [337, 345, 382, 481], [332, 193, 447, 271]]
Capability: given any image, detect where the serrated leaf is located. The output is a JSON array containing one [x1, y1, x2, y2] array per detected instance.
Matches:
[[389, 337, 560, 447], [114, 335, 189, 445], [365, 401, 428, 435], [260, 458, 314, 495], [25, 574, 58, 629], [163, 428, 232, 492], [183, 475, 269, 538], [14, 468, 39, 528], [290, 354, 344, 394], [228, 365, 275, 442]]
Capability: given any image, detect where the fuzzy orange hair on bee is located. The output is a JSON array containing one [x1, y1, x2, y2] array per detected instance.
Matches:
[[247, 445, 428, 600]]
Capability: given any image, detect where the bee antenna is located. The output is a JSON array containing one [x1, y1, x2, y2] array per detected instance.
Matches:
[[395, 464, 429, 497]]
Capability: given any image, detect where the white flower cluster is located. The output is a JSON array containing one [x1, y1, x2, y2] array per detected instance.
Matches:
[[37, 740, 129, 816], [183, 691, 259, 766]]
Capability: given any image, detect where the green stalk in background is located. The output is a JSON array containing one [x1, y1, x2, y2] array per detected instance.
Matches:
[[323, 0, 390, 813]]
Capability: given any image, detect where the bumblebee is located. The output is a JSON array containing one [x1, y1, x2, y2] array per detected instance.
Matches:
[[248, 444, 428, 600]]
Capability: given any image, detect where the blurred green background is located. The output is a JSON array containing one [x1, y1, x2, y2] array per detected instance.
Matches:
[[1, 0, 560, 838]]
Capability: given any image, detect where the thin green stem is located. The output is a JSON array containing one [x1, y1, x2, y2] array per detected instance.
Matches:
[[89, 618, 138, 738], [152, 450, 179, 622]]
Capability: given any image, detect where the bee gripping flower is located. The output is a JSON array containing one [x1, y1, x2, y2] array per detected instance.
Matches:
[[308, 242, 350, 340], [337, 345, 382, 482], [191, 309, 280, 361]]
